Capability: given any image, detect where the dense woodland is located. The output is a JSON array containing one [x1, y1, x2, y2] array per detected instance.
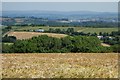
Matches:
[[2, 35, 114, 53]]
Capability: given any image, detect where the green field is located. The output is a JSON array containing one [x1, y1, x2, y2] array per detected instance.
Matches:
[[77, 28, 118, 34], [12, 26, 118, 34]]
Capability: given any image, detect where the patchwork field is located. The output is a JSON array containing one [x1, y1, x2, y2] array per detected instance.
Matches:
[[1, 53, 118, 78], [7, 31, 68, 40]]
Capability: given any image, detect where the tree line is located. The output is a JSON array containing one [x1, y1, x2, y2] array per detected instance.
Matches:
[[47, 28, 98, 36]]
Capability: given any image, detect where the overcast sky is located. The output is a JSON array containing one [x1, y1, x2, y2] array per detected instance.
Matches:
[[2, 2, 118, 12]]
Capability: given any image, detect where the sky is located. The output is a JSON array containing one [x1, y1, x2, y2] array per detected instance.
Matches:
[[2, 2, 118, 12], [1, 0, 119, 2]]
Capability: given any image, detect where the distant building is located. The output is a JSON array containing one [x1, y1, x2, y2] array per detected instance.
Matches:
[[108, 36, 113, 40], [35, 29, 44, 32], [97, 36, 103, 39]]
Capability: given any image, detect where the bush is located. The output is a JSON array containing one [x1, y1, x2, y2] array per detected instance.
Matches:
[[111, 44, 120, 53]]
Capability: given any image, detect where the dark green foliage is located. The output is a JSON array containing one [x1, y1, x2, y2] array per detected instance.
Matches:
[[110, 30, 120, 36], [2, 26, 12, 34], [99, 30, 119, 46], [2, 35, 17, 43], [48, 28, 54, 33], [66, 28, 74, 35], [111, 44, 120, 53], [5, 26, 12, 30], [48, 28, 74, 35], [70, 36, 101, 52], [61, 36, 74, 52], [54, 29, 61, 33], [2, 35, 114, 53], [91, 32, 97, 36], [91, 46, 112, 53], [2, 43, 13, 53]]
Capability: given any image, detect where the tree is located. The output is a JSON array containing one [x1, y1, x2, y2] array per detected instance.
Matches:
[[66, 28, 74, 35], [91, 32, 97, 36], [61, 36, 73, 52], [5, 26, 12, 30], [2, 36, 16, 43], [111, 44, 120, 53], [55, 29, 61, 33], [48, 28, 54, 33], [99, 32, 102, 36]]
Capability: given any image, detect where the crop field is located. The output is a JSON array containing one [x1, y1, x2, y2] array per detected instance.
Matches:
[[7, 31, 68, 40], [12, 26, 118, 34], [1, 53, 118, 78]]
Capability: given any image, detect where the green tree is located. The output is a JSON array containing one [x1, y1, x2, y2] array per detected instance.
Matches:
[[66, 28, 74, 35]]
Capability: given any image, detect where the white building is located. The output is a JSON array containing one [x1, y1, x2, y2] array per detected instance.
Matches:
[[35, 29, 44, 32], [97, 36, 103, 39]]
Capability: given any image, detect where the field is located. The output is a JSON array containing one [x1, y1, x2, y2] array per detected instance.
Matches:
[[2, 53, 118, 78], [12, 26, 118, 34], [7, 31, 68, 40], [77, 28, 118, 34]]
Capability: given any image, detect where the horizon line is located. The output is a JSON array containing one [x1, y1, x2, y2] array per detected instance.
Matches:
[[2, 10, 118, 13]]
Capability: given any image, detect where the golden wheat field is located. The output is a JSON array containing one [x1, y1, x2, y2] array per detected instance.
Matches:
[[1, 53, 119, 78], [7, 32, 68, 40]]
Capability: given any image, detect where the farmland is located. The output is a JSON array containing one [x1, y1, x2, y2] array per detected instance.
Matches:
[[77, 28, 118, 34], [12, 26, 83, 32], [12, 26, 118, 34], [7, 31, 68, 40], [2, 53, 118, 78], [1, 3, 119, 79]]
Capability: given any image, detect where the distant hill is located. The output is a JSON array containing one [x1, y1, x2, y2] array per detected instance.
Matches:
[[1, 11, 118, 27], [2, 11, 117, 19]]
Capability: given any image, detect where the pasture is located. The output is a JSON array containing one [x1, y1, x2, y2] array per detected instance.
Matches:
[[77, 28, 118, 34], [2, 53, 118, 78]]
